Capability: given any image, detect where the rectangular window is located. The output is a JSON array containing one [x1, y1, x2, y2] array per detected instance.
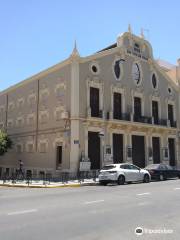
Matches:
[[90, 87, 100, 117], [152, 101, 159, 124], [168, 104, 174, 127], [113, 92, 122, 120], [134, 97, 141, 121]]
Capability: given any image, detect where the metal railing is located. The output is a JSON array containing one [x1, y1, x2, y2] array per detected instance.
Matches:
[[113, 112, 131, 121], [133, 115, 152, 124], [0, 170, 99, 186], [170, 121, 177, 128]]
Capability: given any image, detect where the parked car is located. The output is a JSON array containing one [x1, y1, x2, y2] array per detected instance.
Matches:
[[145, 163, 180, 181], [99, 163, 151, 185]]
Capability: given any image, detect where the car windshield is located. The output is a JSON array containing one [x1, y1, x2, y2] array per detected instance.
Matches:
[[146, 164, 159, 170], [102, 165, 116, 170]]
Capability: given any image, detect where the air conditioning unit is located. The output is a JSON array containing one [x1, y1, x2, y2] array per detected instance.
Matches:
[[61, 111, 69, 119]]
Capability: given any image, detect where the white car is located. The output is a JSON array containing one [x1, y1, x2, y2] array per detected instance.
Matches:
[[99, 163, 151, 185]]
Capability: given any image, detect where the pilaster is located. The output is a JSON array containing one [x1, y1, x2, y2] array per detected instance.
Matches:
[[69, 44, 80, 171]]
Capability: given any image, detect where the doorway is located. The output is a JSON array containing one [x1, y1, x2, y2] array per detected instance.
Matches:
[[56, 146, 62, 169], [168, 138, 176, 166], [132, 135, 145, 168], [152, 137, 160, 164], [113, 133, 123, 163], [88, 131, 100, 169]]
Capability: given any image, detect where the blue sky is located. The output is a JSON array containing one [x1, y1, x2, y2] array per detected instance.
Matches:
[[0, 0, 180, 91]]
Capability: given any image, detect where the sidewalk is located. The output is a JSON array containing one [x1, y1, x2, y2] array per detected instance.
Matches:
[[0, 179, 99, 188]]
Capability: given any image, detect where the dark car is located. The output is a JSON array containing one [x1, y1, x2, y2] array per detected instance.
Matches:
[[145, 163, 180, 181]]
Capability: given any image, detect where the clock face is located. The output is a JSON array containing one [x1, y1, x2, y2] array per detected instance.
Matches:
[[132, 63, 141, 85]]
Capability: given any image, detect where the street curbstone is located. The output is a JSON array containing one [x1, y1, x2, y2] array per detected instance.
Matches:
[[0, 182, 99, 188]]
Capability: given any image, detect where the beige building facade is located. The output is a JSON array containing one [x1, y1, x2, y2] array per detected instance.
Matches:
[[0, 29, 180, 177]]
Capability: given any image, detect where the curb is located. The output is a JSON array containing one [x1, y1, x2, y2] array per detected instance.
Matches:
[[0, 182, 99, 188]]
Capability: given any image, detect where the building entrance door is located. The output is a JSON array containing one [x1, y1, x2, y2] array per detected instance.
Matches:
[[88, 131, 100, 170], [56, 146, 62, 169], [152, 137, 160, 164], [132, 135, 145, 168], [113, 133, 123, 163], [168, 138, 175, 166]]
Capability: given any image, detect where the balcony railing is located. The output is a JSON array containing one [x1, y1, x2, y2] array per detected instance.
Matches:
[[157, 119, 167, 127], [170, 120, 177, 128], [133, 115, 152, 124], [88, 107, 104, 119], [93, 110, 177, 128], [111, 112, 131, 121]]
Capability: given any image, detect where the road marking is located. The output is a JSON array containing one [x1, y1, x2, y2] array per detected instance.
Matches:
[[174, 188, 180, 190], [137, 192, 151, 196], [7, 209, 37, 216], [138, 201, 151, 206], [84, 200, 105, 205]]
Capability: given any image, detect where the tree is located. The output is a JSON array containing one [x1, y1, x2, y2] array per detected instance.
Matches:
[[0, 130, 13, 156]]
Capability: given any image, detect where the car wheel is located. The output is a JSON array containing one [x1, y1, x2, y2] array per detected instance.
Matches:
[[159, 174, 164, 181], [178, 175, 180, 179], [143, 174, 150, 183], [99, 181, 107, 186], [117, 175, 125, 185]]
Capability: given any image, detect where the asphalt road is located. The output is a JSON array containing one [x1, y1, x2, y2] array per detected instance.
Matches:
[[0, 179, 180, 240]]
